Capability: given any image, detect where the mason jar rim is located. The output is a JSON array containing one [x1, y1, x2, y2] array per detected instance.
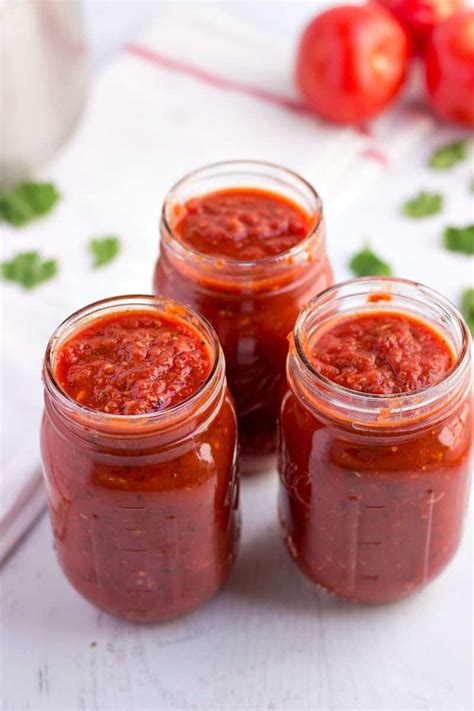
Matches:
[[43, 294, 224, 428], [160, 159, 324, 272], [290, 277, 471, 427]]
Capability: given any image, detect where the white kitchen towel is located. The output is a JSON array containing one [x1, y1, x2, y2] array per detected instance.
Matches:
[[1, 5, 468, 563]]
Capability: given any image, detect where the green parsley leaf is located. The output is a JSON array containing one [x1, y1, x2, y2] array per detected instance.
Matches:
[[349, 245, 392, 277], [0, 182, 60, 227], [461, 288, 474, 335], [402, 191, 443, 218], [89, 236, 120, 268], [429, 140, 468, 171], [443, 225, 474, 255], [1, 251, 58, 289]]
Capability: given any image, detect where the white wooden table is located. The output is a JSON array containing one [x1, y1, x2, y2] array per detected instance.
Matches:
[[2, 472, 472, 710], [1, 3, 472, 710]]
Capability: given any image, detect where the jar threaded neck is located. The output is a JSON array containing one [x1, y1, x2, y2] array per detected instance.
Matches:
[[288, 277, 471, 432]]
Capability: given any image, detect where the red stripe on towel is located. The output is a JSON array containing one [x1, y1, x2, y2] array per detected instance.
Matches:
[[125, 43, 310, 115], [361, 147, 389, 166]]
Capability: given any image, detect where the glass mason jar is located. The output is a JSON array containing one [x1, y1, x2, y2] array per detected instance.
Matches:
[[41, 295, 240, 622], [154, 160, 333, 474], [279, 278, 472, 604]]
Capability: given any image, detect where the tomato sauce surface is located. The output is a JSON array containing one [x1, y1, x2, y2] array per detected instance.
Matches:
[[309, 312, 454, 394], [55, 311, 212, 415], [173, 188, 312, 260]]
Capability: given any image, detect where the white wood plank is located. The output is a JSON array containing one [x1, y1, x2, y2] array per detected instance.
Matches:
[[1, 473, 472, 711]]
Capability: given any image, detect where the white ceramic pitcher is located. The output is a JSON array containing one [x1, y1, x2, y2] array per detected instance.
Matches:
[[0, 0, 87, 184]]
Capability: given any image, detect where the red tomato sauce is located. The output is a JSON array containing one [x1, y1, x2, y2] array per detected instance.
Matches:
[[309, 312, 454, 394], [55, 311, 212, 415], [156, 182, 331, 472], [173, 188, 312, 260], [41, 302, 239, 622], [279, 305, 471, 603]]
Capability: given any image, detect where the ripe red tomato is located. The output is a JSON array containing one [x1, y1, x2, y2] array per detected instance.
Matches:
[[296, 4, 410, 124], [378, 0, 465, 50], [424, 10, 474, 127]]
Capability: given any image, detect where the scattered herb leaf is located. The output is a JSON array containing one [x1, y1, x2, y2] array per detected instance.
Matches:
[[461, 289, 474, 335], [1, 251, 58, 289], [443, 225, 474, 255], [470, 177, 474, 194], [0, 182, 60, 227], [402, 191, 443, 218], [349, 245, 392, 277], [429, 140, 468, 171], [89, 236, 120, 268]]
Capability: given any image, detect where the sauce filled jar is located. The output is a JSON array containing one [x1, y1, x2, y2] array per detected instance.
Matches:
[[279, 278, 472, 603], [154, 160, 332, 474], [41, 295, 240, 622]]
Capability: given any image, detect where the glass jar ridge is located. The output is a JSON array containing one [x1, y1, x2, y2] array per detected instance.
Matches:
[[43, 294, 226, 446], [159, 159, 326, 292], [288, 277, 471, 432]]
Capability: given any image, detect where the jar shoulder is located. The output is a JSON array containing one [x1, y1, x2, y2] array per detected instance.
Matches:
[[41, 391, 238, 494], [279, 389, 473, 475]]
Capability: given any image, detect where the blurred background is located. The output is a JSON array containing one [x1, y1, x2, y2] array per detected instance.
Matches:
[[84, 2, 322, 66]]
